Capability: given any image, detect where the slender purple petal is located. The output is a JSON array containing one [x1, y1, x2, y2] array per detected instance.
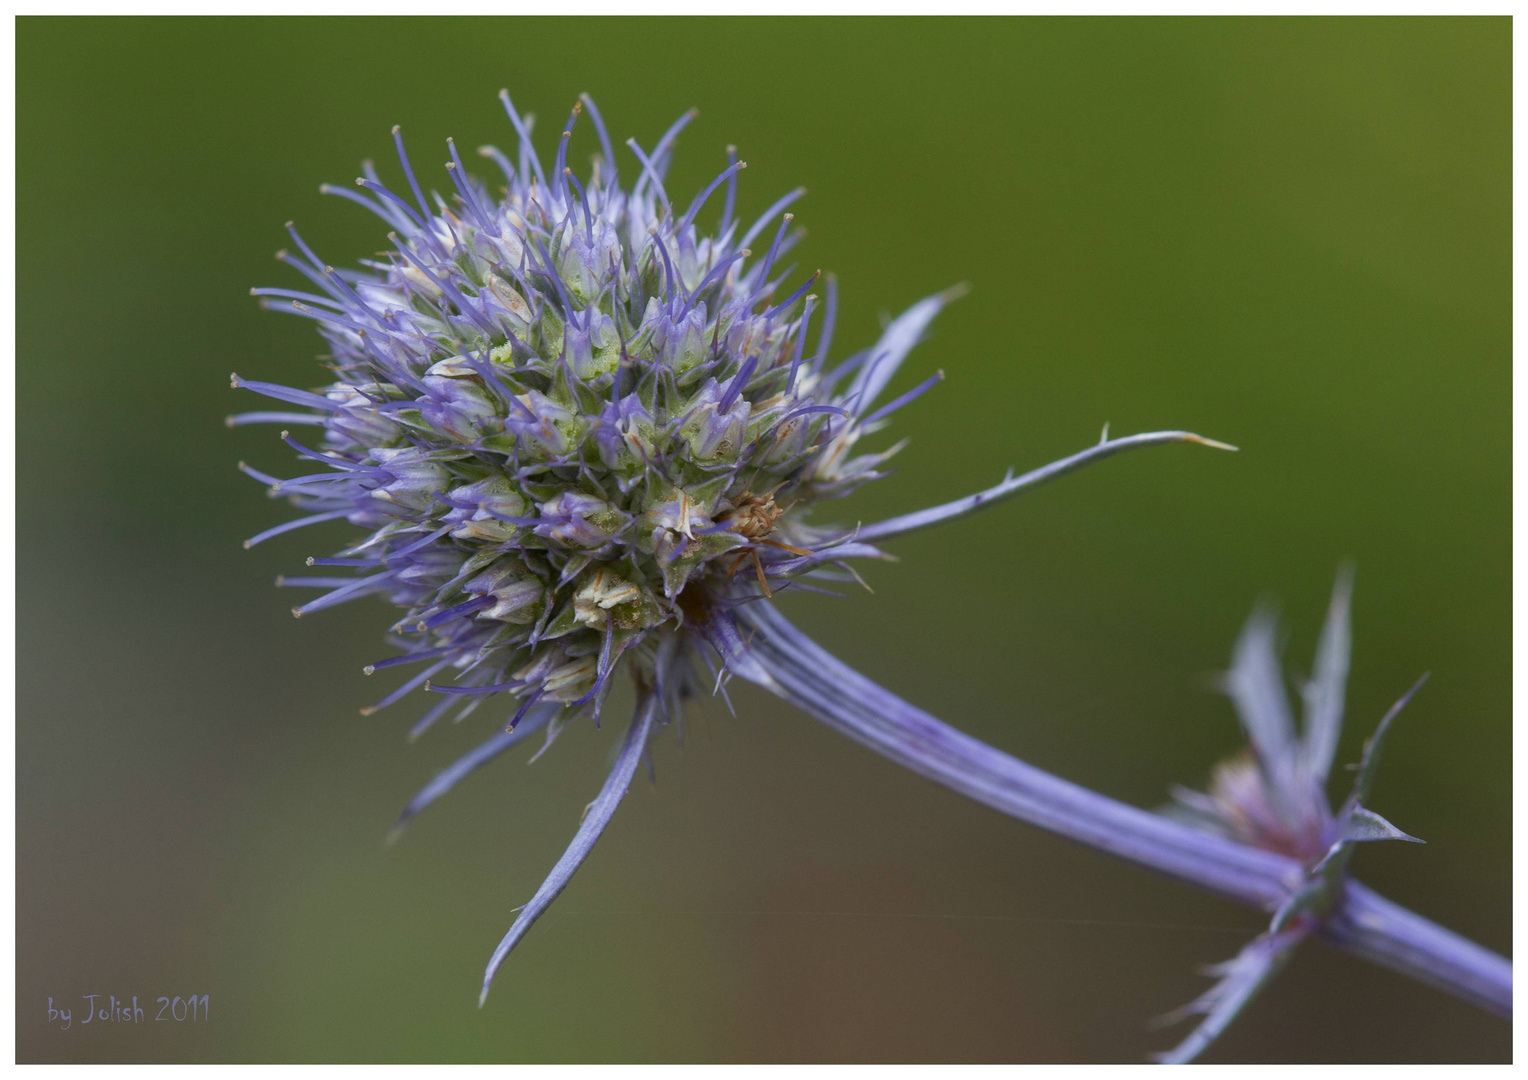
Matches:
[[225, 410, 326, 428], [242, 509, 350, 549], [229, 375, 339, 412], [739, 187, 805, 250], [860, 369, 944, 427]]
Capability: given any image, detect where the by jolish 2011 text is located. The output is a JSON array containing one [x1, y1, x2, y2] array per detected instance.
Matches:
[[46, 994, 208, 1030]]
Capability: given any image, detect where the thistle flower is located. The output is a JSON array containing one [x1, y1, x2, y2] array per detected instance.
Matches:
[[233, 93, 1508, 1053]]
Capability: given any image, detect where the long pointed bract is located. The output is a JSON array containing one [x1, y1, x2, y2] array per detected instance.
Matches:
[[842, 287, 964, 413], [1153, 927, 1307, 1064], [854, 430, 1237, 544], [1301, 565, 1353, 781], [478, 689, 661, 1005], [390, 703, 559, 838]]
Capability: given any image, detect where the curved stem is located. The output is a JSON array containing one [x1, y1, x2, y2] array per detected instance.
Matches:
[[705, 601, 1511, 1021], [710, 600, 1299, 907]]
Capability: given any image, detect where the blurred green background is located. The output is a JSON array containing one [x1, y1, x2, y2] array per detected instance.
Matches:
[[17, 16, 1509, 1063]]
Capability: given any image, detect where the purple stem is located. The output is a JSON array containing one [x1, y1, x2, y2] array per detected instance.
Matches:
[[1326, 881, 1511, 1017], [705, 600, 1512, 1018]]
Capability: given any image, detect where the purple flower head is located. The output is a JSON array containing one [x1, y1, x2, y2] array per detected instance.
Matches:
[[236, 91, 1043, 750], [231, 92, 1506, 1049]]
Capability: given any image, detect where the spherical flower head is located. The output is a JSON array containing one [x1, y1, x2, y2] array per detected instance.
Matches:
[[232, 93, 932, 725]]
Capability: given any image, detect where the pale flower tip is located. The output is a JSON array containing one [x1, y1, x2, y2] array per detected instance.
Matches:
[[241, 539, 253, 550], [1185, 434, 1239, 452], [938, 281, 973, 304], [274, 575, 286, 586], [224, 415, 236, 428], [229, 372, 243, 388], [362, 664, 375, 676], [290, 608, 303, 619], [358, 705, 376, 716], [305, 557, 316, 566]]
